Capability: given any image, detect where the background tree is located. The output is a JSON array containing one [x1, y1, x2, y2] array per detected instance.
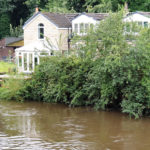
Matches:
[[10, 0, 30, 27], [66, 0, 86, 12], [0, 0, 14, 39], [44, 0, 70, 13], [0, 14, 10, 39], [25, 0, 49, 14], [87, 0, 112, 13]]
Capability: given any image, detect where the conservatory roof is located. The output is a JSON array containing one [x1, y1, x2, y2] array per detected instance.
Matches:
[[15, 40, 59, 52]]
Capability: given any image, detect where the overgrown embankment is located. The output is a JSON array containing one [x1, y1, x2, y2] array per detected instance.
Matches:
[[0, 11, 150, 118]]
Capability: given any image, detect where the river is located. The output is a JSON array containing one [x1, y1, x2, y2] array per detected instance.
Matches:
[[0, 101, 150, 150]]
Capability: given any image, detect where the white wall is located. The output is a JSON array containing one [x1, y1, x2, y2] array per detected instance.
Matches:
[[72, 14, 97, 24], [124, 13, 150, 23]]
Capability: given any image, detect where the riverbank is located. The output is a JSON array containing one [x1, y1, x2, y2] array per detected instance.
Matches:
[[0, 11, 150, 119]]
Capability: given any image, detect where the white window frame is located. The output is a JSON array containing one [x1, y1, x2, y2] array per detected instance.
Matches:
[[38, 23, 44, 40], [73, 23, 92, 35]]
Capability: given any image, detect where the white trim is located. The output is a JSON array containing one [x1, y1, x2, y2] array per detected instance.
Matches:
[[58, 28, 70, 30], [72, 13, 97, 22]]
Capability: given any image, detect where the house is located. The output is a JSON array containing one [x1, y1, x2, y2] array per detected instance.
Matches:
[[15, 9, 108, 73], [124, 11, 150, 27], [15, 8, 150, 73], [0, 37, 23, 61]]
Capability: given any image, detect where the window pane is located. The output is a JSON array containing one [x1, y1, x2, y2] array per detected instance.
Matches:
[[144, 22, 148, 28], [138, 22, 142, 26], [90, 24, 94, 29], [80, 23, 84, 33], [85, 24, 89, 33], [38, 23, 44, 39], [29, 53, 33, 71], [24, 53, 27, 71], [74, 24, 78, 33], [35, 57, 38, 66], [40, 28, 44, 39]]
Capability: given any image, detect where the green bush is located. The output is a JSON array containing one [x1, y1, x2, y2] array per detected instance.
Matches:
[[20, 56, 93, 106], [2, 10, 150, 119], [0, 79, 24, 101]]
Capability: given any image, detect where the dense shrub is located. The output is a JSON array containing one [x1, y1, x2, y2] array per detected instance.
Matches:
[[0, 79, 24, 101], [20, 56, 93, 106]]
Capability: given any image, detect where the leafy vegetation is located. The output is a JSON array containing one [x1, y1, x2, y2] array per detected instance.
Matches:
[[0, 79, 24, 101], [1, 0, 150, 39], [1, 10, 150, 119]]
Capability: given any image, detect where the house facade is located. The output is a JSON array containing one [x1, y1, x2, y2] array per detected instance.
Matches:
[[16, 10, 150, 73], [15, 10, 108, 73]]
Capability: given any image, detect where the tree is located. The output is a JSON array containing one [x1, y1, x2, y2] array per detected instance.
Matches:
[[111, 0, 150, 12], [87, 0, 112, 13], [44, 0, 70, 13], [66, 0, 86, 12], [9, 19, 23, 37], [0, 0, 29, 38], [10, 0, 30, 26], [25, 0, 49, 14], [0, 0, 13, 39], [0, 14, 10, 39]]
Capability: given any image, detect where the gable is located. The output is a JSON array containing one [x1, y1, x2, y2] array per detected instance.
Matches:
[[23, 13, 58, 30], [23, 12, 71, 30], [72, 14, 97, 24], [124, 12, 150, 22]]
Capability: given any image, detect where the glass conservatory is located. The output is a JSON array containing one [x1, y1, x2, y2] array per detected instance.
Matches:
[[15, 41, 58, 73]]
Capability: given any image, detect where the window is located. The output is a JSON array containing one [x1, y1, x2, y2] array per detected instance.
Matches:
[[144, 22, 148, 28], [74, 24, 78, 33], [74, 23, 93, 35], [80, 23, 84, 33], [38, 23, 44, 39], [138, 22, 142, 26], [138, 21, 149, 28], [85, 24, 89, 32]]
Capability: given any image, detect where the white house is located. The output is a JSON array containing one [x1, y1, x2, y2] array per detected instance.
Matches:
[[15, 10, 108, 73], [124, 12, 150, 27], [15, 10, 150, 73]]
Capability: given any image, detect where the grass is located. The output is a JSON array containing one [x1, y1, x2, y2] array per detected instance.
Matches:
[[0, 61, 16, 73]]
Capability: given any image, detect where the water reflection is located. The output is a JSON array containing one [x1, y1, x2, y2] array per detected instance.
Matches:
[[0, 101, 150, 149]]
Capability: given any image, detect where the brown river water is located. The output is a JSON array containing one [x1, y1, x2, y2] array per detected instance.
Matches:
[[0, 101, 150, 150]]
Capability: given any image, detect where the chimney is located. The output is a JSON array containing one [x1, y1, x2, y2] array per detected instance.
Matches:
[[124, 2, 129, 12], [35, 7, 39, 13]]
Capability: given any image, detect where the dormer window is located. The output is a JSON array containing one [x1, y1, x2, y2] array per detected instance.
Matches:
[[74, 23, 91, 35], [38, 23, 44, 39]]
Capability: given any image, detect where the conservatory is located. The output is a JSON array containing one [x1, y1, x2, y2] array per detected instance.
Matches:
[[15, 40, 58, 73]]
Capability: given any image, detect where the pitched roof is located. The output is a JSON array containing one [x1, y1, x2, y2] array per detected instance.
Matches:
[[23, 12, 109, 29], [73, 13, 109, 21], [126, 11, 150, 18], [43, 13, 72, 28], [5, 37, 23, 46], [43, 13, 109, 28], [137, 11, 150, 18]]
